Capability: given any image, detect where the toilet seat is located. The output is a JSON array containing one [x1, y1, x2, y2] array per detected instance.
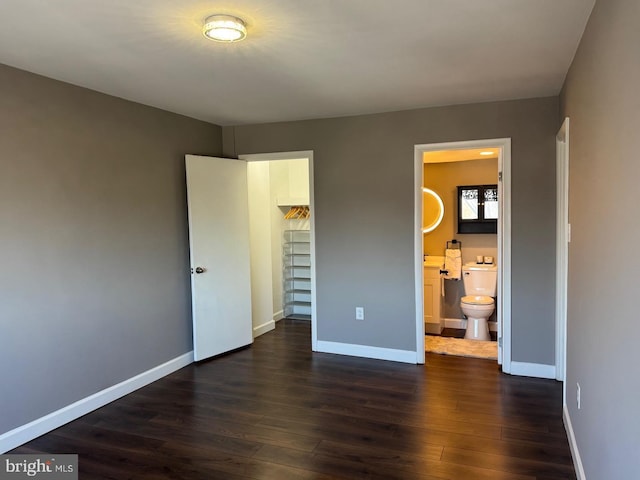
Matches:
[[461, 295, 494, 306]]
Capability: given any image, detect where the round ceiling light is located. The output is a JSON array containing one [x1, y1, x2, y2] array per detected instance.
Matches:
[[203, 15, 247, 42]]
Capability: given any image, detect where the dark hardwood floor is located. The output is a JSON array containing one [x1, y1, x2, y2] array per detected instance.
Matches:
[[12, 320, 575, 479]]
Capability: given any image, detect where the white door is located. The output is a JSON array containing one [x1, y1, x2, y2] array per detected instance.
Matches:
[[185, 154, 253, 361]]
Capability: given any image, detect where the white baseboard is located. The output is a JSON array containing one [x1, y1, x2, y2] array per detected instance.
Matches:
[[510, 361, 557, 379], [315, 340, 416, 364], [563, 405, 586, 480], [253, 320, 276, 338], [0, 351, 193, 454], [444, 318, 466, 329], [444, 318, 498, 332], [272, 310, 284, 322]]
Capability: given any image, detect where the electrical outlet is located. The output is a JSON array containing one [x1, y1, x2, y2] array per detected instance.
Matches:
[[577, 383, 581, 410], [355, 307, 365, 320]]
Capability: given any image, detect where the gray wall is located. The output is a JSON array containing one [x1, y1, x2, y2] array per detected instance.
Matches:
[[561, 0, 640, 478], [225, 97, 559, 363], [0, 64, 221, 434]]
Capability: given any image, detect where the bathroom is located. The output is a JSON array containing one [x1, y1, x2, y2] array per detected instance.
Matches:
[[422, 148, 499, 356]]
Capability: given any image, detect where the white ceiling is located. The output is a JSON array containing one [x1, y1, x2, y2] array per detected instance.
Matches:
[[0, 1, 595, 126]]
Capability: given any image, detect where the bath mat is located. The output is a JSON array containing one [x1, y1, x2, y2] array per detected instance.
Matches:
[[426, 336, 497, 360]]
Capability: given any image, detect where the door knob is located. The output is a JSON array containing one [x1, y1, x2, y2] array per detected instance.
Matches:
[[195, 267, 205, 274]]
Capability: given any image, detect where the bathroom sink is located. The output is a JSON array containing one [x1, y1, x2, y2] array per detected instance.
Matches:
[[424, 255, 445, 268]]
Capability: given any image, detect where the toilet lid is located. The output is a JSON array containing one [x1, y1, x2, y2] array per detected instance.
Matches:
[[461, 295, 494, 306]]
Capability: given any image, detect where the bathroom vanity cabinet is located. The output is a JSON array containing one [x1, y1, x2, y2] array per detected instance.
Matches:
[[424, 261, 443, 334], [283, 229, 312, 319]]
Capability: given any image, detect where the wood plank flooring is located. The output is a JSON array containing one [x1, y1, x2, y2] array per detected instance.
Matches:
[[11, 320, 576, 479]]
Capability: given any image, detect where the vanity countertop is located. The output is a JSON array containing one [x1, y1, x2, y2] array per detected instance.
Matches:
[[424, 255, 445, 268]]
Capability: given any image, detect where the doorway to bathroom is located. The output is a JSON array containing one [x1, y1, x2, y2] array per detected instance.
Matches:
[[413, 139, 512, 372]]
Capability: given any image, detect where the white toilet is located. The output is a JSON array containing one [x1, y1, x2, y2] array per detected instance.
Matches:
[[460, 262, 497, 341]]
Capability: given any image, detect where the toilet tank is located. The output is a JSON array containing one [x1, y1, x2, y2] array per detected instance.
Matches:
[[462, 263, 497, 296]]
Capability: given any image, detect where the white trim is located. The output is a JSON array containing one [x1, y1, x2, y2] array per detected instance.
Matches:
[[253, 320, 275, 337], [316, 341, 417, 364], [273, 310, 284, 322], [556, 118, 570, 384], [238, 151, 317, 352], [414, 147, 426, 364], [498, 140, 512, 371], [563, 405, 587, 480], [0, 352, 193, 454], [308, 154, 318, 351], [444, 318, 498, 332], [238, 151, 311, 163], [444, 318, 467, 329], [415, 138, 512, 372], [509, 361, 556, 379]]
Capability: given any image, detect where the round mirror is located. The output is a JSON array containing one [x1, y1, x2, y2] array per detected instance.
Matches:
[[422, 188, 444, 233]]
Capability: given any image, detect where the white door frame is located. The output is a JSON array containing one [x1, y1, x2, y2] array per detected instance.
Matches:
[[239, 151, 317, 351], [556, 119, 570, 385], [414, 138, 512, 371]]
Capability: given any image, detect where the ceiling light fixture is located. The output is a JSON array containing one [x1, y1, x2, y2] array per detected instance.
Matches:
[[203, 15, 247, 42], [479, 151, 495, 156]]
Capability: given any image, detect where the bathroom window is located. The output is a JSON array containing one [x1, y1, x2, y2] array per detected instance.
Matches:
[[457, 185, 498, 234]]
